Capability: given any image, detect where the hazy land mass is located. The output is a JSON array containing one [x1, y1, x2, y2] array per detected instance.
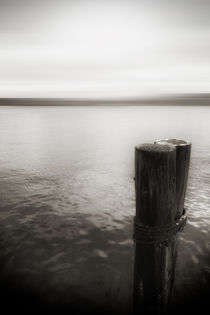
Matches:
[[0, 93, 210, 106]]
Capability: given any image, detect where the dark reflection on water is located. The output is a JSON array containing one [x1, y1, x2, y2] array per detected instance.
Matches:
[[0, 106, 210, 314], [0, 170, 134, 314], [170, 222, 210, 313]]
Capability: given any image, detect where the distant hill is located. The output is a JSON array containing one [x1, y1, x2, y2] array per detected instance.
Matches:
[[0, 93, 210, 106]]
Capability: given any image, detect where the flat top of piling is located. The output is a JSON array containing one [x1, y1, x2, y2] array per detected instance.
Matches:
[[155, 139, 191, 146], [135, 143, 175, 152]]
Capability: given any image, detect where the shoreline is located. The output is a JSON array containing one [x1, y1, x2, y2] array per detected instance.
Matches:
[[0, 93, 210, 106]]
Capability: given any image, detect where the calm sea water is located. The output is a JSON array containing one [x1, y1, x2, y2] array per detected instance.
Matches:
[[0, 105, 210, 313]]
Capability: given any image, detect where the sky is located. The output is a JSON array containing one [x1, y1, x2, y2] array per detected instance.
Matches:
[[0, 0, 210, 98]]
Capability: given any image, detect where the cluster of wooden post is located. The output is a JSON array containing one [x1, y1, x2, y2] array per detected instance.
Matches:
[[133, 139, 191, 314]]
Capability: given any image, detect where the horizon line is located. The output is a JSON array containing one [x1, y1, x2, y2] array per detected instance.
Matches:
[[0, 92, 210, 106]]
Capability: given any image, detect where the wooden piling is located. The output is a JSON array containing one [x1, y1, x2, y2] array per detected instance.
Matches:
[[154, 139, 191, 218], [133, 141, 190, 314], [135, 144, 176, 227]]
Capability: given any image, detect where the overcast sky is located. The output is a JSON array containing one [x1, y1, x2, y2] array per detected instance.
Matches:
[[0, 0, 210, 98]]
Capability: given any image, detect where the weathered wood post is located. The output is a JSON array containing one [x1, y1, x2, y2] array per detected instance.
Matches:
[[133, 140, 191, 314], [154, 139, 191, 219]]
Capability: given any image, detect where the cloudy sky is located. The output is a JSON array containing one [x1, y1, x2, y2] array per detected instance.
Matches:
[[0, 0, 210, 98]]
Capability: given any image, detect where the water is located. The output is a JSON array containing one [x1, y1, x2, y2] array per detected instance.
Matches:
[[0, 105, 210, 313]]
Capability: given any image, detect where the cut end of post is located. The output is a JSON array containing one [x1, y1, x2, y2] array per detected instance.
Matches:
[[135, 143, 175, 152], [155, 139, 191, 147]]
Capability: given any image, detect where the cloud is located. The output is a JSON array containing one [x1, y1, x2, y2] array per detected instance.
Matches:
[[0, 0, 210, 97]]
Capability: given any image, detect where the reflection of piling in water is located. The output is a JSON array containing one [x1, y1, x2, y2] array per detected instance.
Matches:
[[133, 140, 191, 314]]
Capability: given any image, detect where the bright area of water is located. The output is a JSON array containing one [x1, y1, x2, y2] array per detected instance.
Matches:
[[0, 105, 210, 313]]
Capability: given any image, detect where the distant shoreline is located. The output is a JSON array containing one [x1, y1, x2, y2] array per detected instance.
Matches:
[[0, 93, 210, 106]]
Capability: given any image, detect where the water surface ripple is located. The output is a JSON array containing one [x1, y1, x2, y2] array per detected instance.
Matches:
[[0, 105, 210, 313]]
